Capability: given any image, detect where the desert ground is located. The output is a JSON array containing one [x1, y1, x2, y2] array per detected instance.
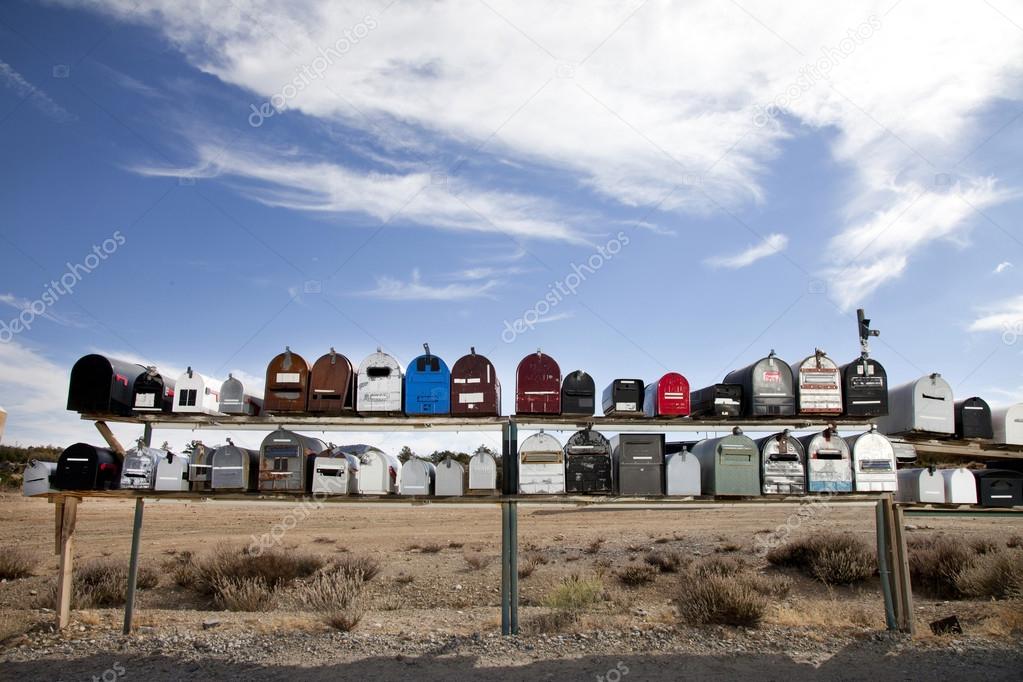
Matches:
[[0, 492, 1021, 681]]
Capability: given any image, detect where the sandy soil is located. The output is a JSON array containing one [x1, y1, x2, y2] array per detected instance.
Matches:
[[1, 493, 1021, 680]]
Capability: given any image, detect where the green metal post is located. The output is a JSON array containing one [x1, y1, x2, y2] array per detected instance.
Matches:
[[123, 422, 152, 634], [875, 501, 897, 631], [509, 500, 519, 634], [501, 501, 511, 635]]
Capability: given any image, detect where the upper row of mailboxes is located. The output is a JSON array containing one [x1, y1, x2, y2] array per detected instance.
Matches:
[[65, 348, 1023, 442]]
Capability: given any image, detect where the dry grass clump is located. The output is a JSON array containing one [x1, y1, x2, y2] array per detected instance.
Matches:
[[956, 551, 1023, 600], [585, 537, 606, 555], [908, 535, 1023, 600], [394, 573, 415, 585], [543, 574, 604, 610], [770, 600, 878, 628], [518, 554, 543, 579], [908, 537, 972, 598], [43, 560, 159, 609], [979, 600, 1023, 636], [615, 564, 659, 587], [674, 574, 767, 627], [767, 534, 874, 585], [212, 577, 275, 611], [330, 555, 380, 582], [691, 555, 748, 578], [294, 568, 366, 631], [522, 609, 579, 634], [644, 550, 689, 574], [463, 552, 494, 571], [0, 547, 37, 580], [419, 543, 444, 554]]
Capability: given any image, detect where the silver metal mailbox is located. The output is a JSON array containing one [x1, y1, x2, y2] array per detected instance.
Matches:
[[754, 430, 806, 495], [23, 460, 58, 497], [154, 451, 191, 491], [210, 442, 260, 491], [311, 448, 360, 495], [895, 467, 945, 504], [357, 348, 404, 414], [119, 443, 164, 490], [435, 457, 468, 496], [664, 444, 701, 496], [518, 432, 565, 494], [992, 403, 1023, 445], [469, 448, 498, 492], [399, 457, 436, 496], [798, 428, 853, 493], [845, 426, 897, 493], [790, 349, 843, 415], [878, 373, 954, 436], [336, 444, 399, 495]]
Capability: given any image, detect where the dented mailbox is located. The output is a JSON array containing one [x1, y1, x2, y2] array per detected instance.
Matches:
[[23, 460, 58, 497], [754, 430, 806, 495], [310, 449, 360, 496], [518, 432, 565, 494], [263, 347, 311, 413], [119, 443, 164, 490], [798, 428, 853, 493], [404, 344, 451, 415], [515, 350, 561, 415], [450, 348, 501, 416], [563, 429, 613, 494], [258, 428, 326, 493], [561, 370, 596, 416], [722, 351, 795, 417], [308, 349, 355, 415], [791, 350, 843, 415], [643, 372, 690, 417], [356, 349, 404, 414]]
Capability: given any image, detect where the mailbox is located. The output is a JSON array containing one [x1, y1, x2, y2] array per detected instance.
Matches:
[[942, 468, 978, 504], [643, 372, 690, 417], [723, 351, 795, 417], [308, 349, 355, 415], [754, 430, 806, 495], [400, 457, 437, 496], [173, 368, 222, 415], [687, 428, 760, 496], [611, 434, 665, 496], [53, 443, 121, 490], [877, 373, 954, 435], [518, 432, 565, 494], [337, 444, 399, 494], [210, 442, 260, 491], [839, 357, 888, 417], [311, 448, 360, 495], [120, 443, 164, 490], [602, 379, 645, 416], [263, 347, 311, 413], [218, 374, 262, 416], [663, 444, 701, 496], [67, 354, 145, 416], [186, 441, 218, 492], [259, 428, 326, 492], [954, 397, 993, 439], [404, 344, 451, 415], [515, 350, 561, 415], [23, 460, 58, 496], [974, 469, 1023, 507], [798, 427, 853, 493], [132, 366, 175, 413], [845, 426, 897, 492], [469, 449, 498, 491], [450, 348, 501, 416], [561, 370, 596, 416], [892, 440, 917, 464], [791, 350, 843, 415], [895, 468, 945, 504], [992, 403, 1023, 445], [155, 451, 191, 491], [356, 349, 404, 414], [689, 384, 742, 418], [564, 429, 613, 494], [436, 457, 468, 496]]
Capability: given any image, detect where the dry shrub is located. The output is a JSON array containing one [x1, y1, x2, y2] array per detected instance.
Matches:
[[0, 611, 37, 643], [771, 600, 879, 628], [212, 576, 275, 611], [968, 537, 1001, 555], [585, 537, 605, 555], [522, 609, 578, 634], [956, 550, 1023, 599], [544, 574, 604, 610], [44, 560, 159, 609], [420, 543, 444, 554], [616, 564, 658, 587], [742, 573, 792, 598], [653, 537, 671, 545], [295, 568, 365, 631], [330, 555, 380, 582], [394, 573, 414, 585], [645, 550, 689, 574], [979, 600, 1023, 636], [767, 534, 874, 585], [518, 555, 543, 579], [463, 552, 494, 571], [1007, 535, 1023, 549], [448, 541, 464, 549], [674, 574, 766, 627], [691, 555, 748, 578], [908, 537, 974, 598], [0, 548, 37, 580], [716, 542, 743, 553]]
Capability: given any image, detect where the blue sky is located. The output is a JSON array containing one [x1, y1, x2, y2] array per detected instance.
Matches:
[[1, 0, 1022, 453]]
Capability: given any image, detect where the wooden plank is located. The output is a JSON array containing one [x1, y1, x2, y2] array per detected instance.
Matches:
[[892, 505, 917, 635], [93, 421, 126, 456], [55, 496, 79, 630], [881, 495, 905, 630]]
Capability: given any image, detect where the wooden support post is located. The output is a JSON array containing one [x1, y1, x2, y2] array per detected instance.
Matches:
[[875, 500, 897, 631], [500, 501, 511, 635], [508, 500, 519, 635], [123, 497, 146, 634], [94, 421, 126, 456], [54, 496, 79, 630], [891, 504, 916, 635]]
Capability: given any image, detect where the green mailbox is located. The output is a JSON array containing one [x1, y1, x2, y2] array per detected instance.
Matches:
[[688, 427, 761, 496]]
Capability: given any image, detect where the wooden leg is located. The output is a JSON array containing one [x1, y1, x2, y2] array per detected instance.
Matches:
[[892, 505, 916, 635], [123, 498, 145, 634], [55, 497, 79, 630], [93, 421, 126, 456]]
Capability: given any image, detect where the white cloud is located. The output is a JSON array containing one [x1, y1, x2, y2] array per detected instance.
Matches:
[[356, 268, 501, 301], [0, 60, 76, 123], [706, 233, 788, 269], [533, 311, 575, 325], [968, 294, 1023, 333], [0, 293, 84, 328], [70, 1, 1023, 301], [995, 261, 1013, 274]]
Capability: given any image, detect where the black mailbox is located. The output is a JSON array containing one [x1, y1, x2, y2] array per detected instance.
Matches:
[[67, 354, 146, 416], [689, 383, 742, 417], [954, 397, 993, 439], [839, 357, 888, 417], [53, 443, 121, 490], [561, 370, 596, 416], [974, 469, 1023, 507]]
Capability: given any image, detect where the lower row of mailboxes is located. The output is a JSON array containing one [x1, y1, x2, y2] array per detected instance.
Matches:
[[22, 427, 1023, 507]]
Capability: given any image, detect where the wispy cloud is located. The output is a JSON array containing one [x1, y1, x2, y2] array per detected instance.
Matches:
[[356, 268, 500, 301], [0, 293, 84, 327], [533, 311, 575, 325], [0, 60, 75, 123], [706, 233, 788, 269], [994, 261, 1013, 274], [968, 294, 1023, 333]]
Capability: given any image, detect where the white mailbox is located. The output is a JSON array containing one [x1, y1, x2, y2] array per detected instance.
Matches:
[[356, 349, 404, 414], [23, 460, 58, 497], [992, 403, 1023, 445], [895, 468, 945, 504], [338, 444, 399, 495], [664, 445, 701, 496], [154, 451, 191, 491], [846, 426, 897, 493], [469, 449, 498, 492], [173, 367, 223, 415], [436, 457, 468, 496], [941, 468, 978, 504], [399, 457, 436, 496], [518, 432, 565, 494], [878, 373, 954, 435], [311, 450, 360, 495]]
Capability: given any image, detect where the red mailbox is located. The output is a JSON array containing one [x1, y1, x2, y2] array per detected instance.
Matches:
[[263, 347, 311, 413], [643, 372, 691, 417], [515, 349, 561, 415], [450, 347, 501, 416]]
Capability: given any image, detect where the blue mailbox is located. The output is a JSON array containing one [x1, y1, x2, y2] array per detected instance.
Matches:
[[404, 344, 452, 415]]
